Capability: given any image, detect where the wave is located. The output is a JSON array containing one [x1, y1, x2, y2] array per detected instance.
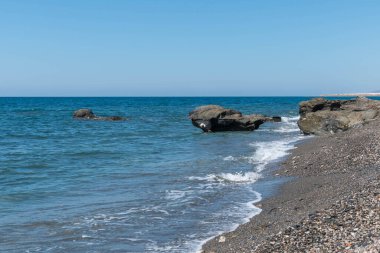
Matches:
[[248, 136, 303, 171], [165, 190, 187, 200], [189, 171, 261, 184], [249, 139, 294, 163], [223, 155, 237, 161], [273, 116, 300, 133], [193, 191, 262, 253], [281, 116, 300, 123], [186, 116, 306, 252], [150, 191, 263, 253]]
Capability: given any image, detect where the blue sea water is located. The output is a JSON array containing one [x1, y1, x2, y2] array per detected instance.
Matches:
[[0, 97, 310, 253]]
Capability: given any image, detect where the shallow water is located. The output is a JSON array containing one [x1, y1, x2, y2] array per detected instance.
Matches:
[[0, 97, 310, 252]]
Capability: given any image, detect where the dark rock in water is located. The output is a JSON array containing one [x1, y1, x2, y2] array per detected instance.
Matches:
[[107, 116, 124, 121], [298, 96, 380, 135], [73, 109, 96, 119], [189, 105, 281, 132], [73, 109, 126, 121], [272, 116, 282, 122]]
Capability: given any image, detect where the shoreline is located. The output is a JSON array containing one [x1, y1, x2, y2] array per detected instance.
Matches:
[[194, 136, 305, 253], [201, 119, 380, 252]]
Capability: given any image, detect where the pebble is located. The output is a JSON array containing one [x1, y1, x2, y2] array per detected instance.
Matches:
[[218, 236, 226, 243], [255, 176, 380, 252]]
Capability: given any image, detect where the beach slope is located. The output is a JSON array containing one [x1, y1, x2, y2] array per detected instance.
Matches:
[[202, 118, 380, 252]]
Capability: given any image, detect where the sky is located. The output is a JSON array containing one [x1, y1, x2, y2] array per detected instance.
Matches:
[[0, 0, 379, 96]]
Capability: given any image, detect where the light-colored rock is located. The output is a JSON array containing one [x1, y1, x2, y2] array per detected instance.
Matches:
[[298, 97, 380, 135]]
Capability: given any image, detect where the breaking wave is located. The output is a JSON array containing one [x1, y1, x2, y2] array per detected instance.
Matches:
[[273, 116, 300, 133], [189, 171, 261, 184]]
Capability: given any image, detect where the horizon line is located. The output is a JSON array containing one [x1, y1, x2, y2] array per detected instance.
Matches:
[[0, 95, 362, 98]]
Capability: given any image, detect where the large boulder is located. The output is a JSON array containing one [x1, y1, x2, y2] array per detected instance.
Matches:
[[73, 109, 126, 121], [298, 97, 380, 135], [189, 105, 281, 132]]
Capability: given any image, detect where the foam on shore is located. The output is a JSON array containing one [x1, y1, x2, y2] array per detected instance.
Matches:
[[193, 191, 263, 253], [190, 124, 306, 253]]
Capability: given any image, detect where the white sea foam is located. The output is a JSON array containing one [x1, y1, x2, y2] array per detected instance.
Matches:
[[149, 191, 263, 253], [217, 172, 261, 182], [189, 171, 260, 184], [124, 238, 146, 242], [247, 135, 303, 171], [282, 116, 300, 123], [249, 140, 293, 166], [223, 155, 236, 161], [165, 190, 187, 200], [274, 127, 300, 133], [273, 116, 300, 133], [185, 120, 307, 253], [193, 191, 262, 253]]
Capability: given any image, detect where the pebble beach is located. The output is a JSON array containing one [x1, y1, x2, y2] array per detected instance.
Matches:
[[202, 117, 380, 253]]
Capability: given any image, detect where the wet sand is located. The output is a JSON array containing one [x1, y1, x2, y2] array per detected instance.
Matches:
[[202, 119, 380, 252]]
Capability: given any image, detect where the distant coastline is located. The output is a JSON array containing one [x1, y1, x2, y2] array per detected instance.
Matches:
[[321, 92, 380, 97]]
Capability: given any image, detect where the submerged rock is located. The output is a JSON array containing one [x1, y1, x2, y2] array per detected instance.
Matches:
[[298, 96, 380, 135], [73, 109, 126, 121], [189, 105, 281, 132]]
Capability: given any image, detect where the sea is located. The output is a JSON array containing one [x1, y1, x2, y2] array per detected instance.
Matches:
[[0, 97, 312, 253]]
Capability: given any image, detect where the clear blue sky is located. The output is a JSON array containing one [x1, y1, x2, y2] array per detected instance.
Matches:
[[0, 0, 379, 96]]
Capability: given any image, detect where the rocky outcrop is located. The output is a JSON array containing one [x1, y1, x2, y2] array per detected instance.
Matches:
[[189, 105, 281, 132], [298, 97, 380, 135], [73, 109, 95, 119], [73, 109, 126, 121]]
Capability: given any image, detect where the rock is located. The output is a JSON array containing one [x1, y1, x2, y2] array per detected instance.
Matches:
[[107, 116, 124, 121], [73, 109, 126, 121], [73, 109, 95, 119], [189, 105, 281, 132], [218, 236, 226, 243], [298, 97, 380, 135], [272, 116, 282, 122]]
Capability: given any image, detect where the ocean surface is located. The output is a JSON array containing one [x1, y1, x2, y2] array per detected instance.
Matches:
[[0, 97, 311, 253]]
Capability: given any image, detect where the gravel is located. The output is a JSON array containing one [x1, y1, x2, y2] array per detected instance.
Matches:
[[201, 119, 380, 253], [255, 176, 380, 252]]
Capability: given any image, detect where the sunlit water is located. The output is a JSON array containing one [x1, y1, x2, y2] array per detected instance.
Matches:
[[0, 97, 311, 252]]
